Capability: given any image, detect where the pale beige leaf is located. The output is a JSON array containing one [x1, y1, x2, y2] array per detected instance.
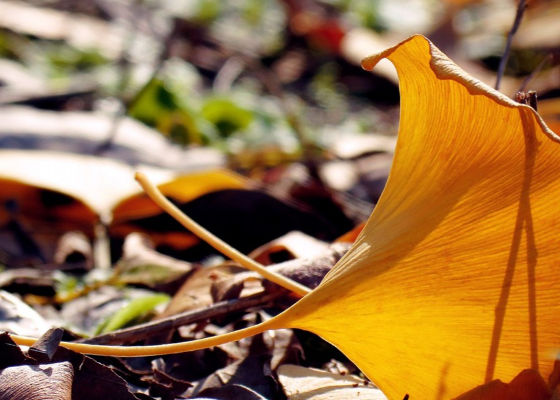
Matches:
[[278, 365, 387, 400]]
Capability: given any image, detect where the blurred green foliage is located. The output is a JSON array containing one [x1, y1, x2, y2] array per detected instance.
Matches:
[[201, 98, 254, 138], [43, 43, 107, 74], [128, 78, 204, 146], [95, 293, 170, 334], [1, 0, 551, 171]]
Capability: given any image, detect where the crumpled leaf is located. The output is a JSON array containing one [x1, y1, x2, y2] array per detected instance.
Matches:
[[29, 327, 65, 362], [142, 360, 192, 400], [54, 231, 92, 268], [157, 264, 243, 319], [0, 362, 74, 400], [190, 348, 275, 399], [195, 384, 269, 400], [0, 332, 141, 400]]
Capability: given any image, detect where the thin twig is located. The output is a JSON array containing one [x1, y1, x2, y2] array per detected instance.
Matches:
[[518, 54, 553, 94], [94, 0, 141, 156], [80, 290, 283, 345], [495, 0, 528, 91], [134, 172, 312, 297]]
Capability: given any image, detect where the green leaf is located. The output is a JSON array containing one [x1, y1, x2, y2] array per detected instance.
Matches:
[[95, 293, 170, 335]]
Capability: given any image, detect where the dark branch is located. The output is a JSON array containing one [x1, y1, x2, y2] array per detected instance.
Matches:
[[495, 0, 528, 91], [78, 290, 283, 345]]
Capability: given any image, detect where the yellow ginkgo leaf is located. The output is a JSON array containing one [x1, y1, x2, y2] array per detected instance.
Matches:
[[10, 35, 560, 400], [0, 150, 247, 240], [277, 34, 560, 399]]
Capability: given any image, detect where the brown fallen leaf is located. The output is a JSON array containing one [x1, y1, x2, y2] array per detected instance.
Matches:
[[157, 265, 244, 319], [0, 149, 248, 265], [142, 361, 192, 400], [190, 345, 275, 399], [158, 237, 348, 319], [0, 362, 74, 400], [211, 241, 349, 304]]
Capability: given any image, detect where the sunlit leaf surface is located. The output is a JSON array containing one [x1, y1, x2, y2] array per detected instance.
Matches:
[[272, 35, 560, 400]]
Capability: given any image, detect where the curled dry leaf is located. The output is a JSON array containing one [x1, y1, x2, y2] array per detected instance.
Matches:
[[190, 350, 275, 399], [194, 384, 269, 400]]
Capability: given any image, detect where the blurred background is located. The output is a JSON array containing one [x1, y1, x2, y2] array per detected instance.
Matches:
[[0, 0, 559, 272]]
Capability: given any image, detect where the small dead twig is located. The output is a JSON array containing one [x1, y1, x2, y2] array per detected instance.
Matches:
[[495, 0, 528, 91], [517, 54, 553, 94], [79, 290, 284, 345]]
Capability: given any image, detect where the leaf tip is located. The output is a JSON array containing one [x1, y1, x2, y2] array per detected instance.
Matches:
[[360, 34, 425, 71]]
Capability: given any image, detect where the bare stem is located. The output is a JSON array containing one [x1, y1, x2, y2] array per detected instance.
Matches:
[[9, 317, 279, 357], [518, 54, 553, 94], [495, 0, 528, 91], [134, 172, 312, 297]]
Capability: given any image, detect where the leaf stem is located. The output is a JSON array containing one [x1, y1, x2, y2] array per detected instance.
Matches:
[[134, 172, 312, 297], [8, 317, 279, 357]]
